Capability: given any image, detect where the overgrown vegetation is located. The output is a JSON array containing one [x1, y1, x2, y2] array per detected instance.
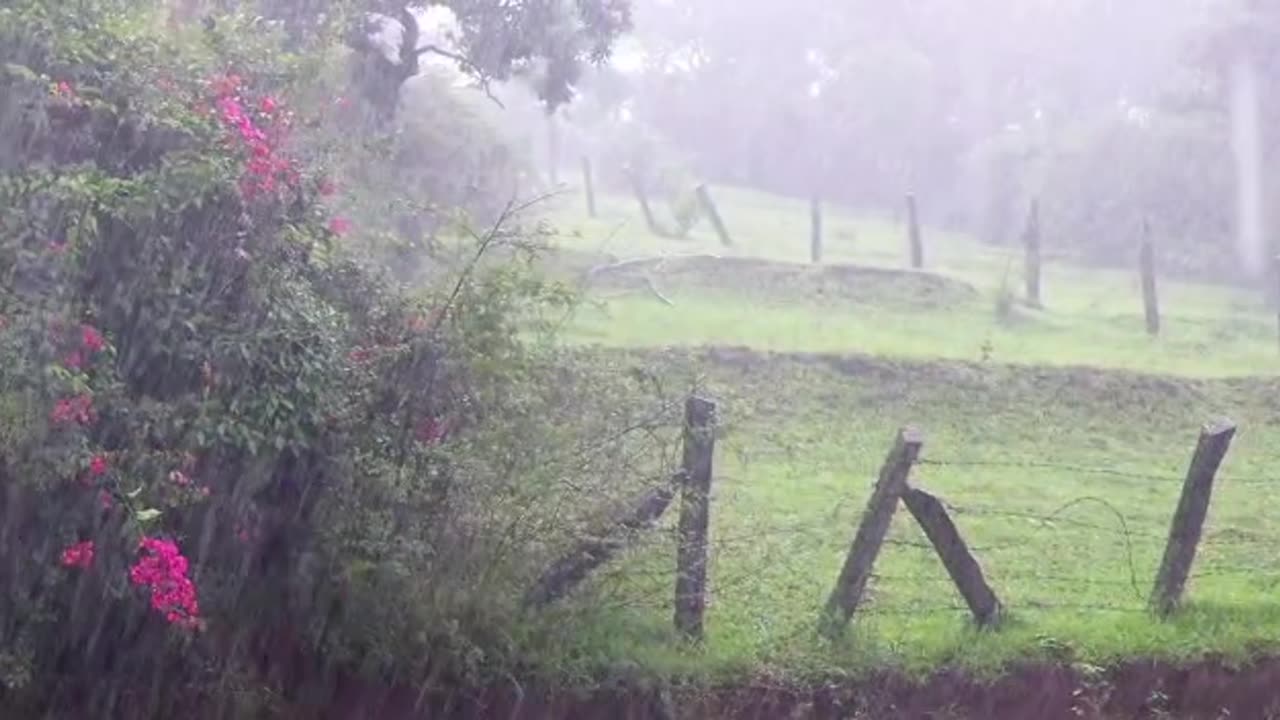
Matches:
[[8, 0, 1280, 716], [0, 1, 674, 715]]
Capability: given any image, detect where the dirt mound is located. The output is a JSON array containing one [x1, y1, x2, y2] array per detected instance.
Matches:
[[584, 254, 979, 309]]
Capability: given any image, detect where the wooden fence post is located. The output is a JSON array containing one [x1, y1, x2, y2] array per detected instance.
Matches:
[[629, 171, 662, 236], [1272, 255, 1280, 351], [1150, 419, 1236, 616], [906, 193, 924, 269], [1024, 198, 1042, 307], [582, 157, 597, 219], [675, 396, 716, 640], [695, 184, 734, 247], [1140, 221, 1160, 337], [903, 488, 1002, 626], [820, 427, 923, 638], [523, 475, 681, 609], [810, 194, 823, 264]]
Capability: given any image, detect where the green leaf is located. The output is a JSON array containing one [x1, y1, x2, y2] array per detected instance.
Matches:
[[135, 508, 162, 523]]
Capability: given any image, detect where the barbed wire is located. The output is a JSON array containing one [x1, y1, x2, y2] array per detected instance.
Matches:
[[918, 456, 1280, 487], [558, 438, 1280, 630]]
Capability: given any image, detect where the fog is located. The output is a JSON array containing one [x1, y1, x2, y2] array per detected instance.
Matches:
[[5, 1, 1280, 718]]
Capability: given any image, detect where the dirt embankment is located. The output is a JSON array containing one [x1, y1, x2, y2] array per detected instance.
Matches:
[[289, 658, 1280, 720]]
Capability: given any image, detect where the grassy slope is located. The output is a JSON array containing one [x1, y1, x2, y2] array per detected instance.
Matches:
[[548, 186, 1279, 378], [522, 185, 1280, 682]]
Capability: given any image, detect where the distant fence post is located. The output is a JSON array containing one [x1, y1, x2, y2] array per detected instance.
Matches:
[[695, 184, 734, 247], [523, 475, 681, 609], [1023, 198, 1042, 307], [810, 194, 823, 264], [1272, 255, 1280, 351], [820, 427, 923, 638], [1150, 419, 1236, 617], [902, 487, 1003, 627], [1140, 220, 1160, 337], [582, 157, 597, 219], [674, 395, 716, 641], [906, 193, 924, 269], [629, 171, 662, 236]]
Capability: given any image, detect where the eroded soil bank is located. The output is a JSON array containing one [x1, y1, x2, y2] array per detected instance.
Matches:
[[291, 657, 1280, 719]]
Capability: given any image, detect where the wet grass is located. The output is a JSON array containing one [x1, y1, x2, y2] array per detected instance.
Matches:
[[543, 186, 1280, 378], [520, 186, 1280, 682], [526, 352, 1280, 682]]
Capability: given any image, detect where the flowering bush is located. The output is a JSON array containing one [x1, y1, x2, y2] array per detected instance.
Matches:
[[0, 2, 665, 717]]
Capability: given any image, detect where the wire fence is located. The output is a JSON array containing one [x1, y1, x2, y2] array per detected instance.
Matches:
[[529, 404, 1280, 644]]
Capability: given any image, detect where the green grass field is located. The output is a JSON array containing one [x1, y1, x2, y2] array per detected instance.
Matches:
[[546, 185, 1280, 378], [522, 185, 1280, 683]]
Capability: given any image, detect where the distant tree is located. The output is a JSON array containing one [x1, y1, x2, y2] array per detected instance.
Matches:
[[245, 0, 632, 121]]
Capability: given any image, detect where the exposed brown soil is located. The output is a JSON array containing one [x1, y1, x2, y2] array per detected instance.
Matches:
[[288, 658, 1280, 719]]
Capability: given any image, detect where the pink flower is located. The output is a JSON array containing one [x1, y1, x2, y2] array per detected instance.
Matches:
[[98, 490, 113, 510], [62, 350, 84, 371], [415, 416, 450, 446], [88, 454, 108, 478], [328, 217, 353, 236], [81, 324, 105, 353], [168, 470, 191, 487], [317, 178, 337, 197], [259, 96, 278, 114], [49, 239, 67, 254], [50, 394, 94, 426], [130, 537, 201, 630], [53, 81, 75, 100], [347, 347, 373, 364], [60, 540, 94, 569]]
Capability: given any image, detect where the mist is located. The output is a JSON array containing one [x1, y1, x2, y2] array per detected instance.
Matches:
[[5, 1, 1280, 718]]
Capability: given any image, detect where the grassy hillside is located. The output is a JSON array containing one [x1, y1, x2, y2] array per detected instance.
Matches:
[[518, 185, 1280, 682], [545, 186, 1279, 378]]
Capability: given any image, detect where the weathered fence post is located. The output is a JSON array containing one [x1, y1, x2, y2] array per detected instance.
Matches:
[[1023, 198, 1042, 307], [582, 156, 597, 219], [820, 427, 923, 638], [629, 171, 662, 236], [1150, 419, 1236, 616], [695, 184, 734, 247], [1272, 255, 1280, 351], [523, 475, 681, 609], [1140, 221, 1160, 337], [906, 193, 924, 269], [810, 194, 823, 264], [903, 487, 1002, 627], [675, 396, 716, 641]]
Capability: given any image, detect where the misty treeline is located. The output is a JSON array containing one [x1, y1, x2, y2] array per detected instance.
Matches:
[[560, 0, 1276, 282], [0, 0, 682, 716]]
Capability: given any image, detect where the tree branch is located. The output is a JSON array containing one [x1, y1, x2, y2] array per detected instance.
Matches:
[[415, 44, 506, 109]]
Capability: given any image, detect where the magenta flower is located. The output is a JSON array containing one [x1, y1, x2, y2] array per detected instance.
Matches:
[[81, 324, 105, 353], [60, 540, 95, 569], [328, 217, 353, 236], [50, 394, 94, 426], [130, 537, 201, 630]]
